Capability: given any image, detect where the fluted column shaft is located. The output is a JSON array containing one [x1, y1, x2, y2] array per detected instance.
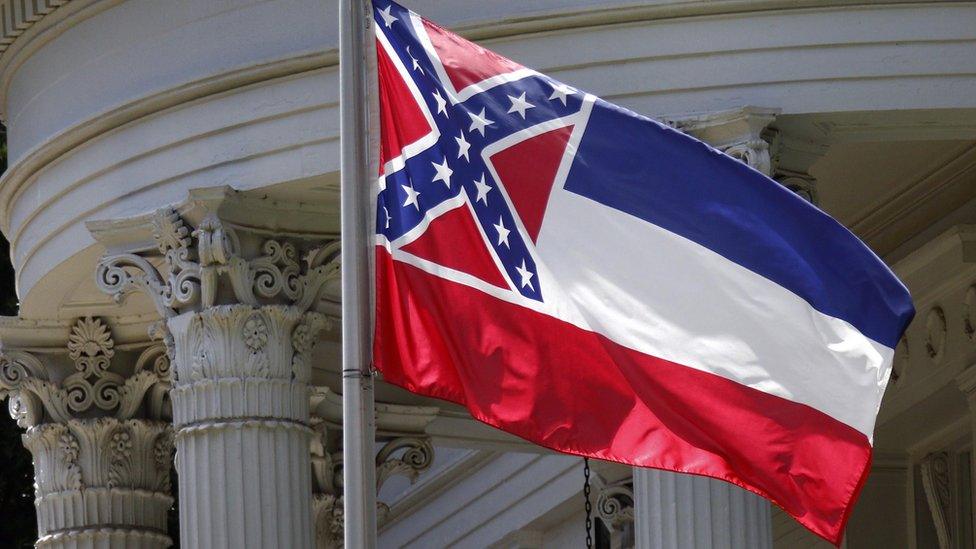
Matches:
[[633, 469, 772, 549], [168, 305, 324, 549]]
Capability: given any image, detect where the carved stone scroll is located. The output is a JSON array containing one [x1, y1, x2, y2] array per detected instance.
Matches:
[[919, 452, 953, 549], [310, 421, 435, 548]]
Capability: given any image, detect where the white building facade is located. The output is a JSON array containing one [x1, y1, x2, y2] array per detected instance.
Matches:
[[0, 0, 974, 547]]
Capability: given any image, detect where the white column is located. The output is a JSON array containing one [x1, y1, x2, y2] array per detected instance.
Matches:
[[95, 202, 337, 549], [633, 468, 772, 549], [0, 317, 174, 549], [169, 306, 323, 549]]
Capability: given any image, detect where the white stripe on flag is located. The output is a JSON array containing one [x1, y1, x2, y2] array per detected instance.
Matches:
[[536, 187, 892, 439]]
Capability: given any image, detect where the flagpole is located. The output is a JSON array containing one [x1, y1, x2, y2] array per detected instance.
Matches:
[[340, 0, 377, 547]]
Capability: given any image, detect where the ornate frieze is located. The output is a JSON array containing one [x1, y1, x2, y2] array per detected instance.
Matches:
[[0, 316, 173, 548]]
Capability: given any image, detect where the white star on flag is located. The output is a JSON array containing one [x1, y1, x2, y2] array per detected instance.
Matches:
[[507, 92, 535, 119], [432, 89, 448, 117], [549, 83, 575, 106], [378, 5, 397, 28], [515, 259, 534, 289], [493, 216, 511, 248], [473, 173, 492, 205], [402, 183, 420, 210], [406, 47, 423, 74], [431, 157, 453, 188], [455, 132, 471, 161], [383, 205, 391, 229], [468, 107, 494, 136]]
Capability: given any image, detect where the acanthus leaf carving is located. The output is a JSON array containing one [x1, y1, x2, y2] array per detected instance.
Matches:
[[293, 313, 329, 383], [107, 423, 134, 489], [1, 318, 169, 426], [152, 429, 175, 492]]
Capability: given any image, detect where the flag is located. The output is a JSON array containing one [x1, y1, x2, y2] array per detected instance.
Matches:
[[369, 0, 914, 543]]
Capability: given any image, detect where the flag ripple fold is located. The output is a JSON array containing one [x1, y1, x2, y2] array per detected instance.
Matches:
[[369, 1, 915, 543]]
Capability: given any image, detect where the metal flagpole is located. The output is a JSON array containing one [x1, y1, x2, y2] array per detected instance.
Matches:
[[340, 0, 377, 547]]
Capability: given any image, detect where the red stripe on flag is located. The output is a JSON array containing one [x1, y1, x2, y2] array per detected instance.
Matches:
[[377, 39, 432, 173], [374, 247, 870, 545]]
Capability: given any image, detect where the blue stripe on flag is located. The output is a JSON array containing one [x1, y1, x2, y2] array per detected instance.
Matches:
[[564, 99, 914, 349]]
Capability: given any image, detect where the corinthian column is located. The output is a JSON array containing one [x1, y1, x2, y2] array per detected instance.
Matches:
[[0, 317, 174, 548], [94, 195, 337, 549]]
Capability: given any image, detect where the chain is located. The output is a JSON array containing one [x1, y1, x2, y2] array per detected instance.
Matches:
[[583, 457, 593, 549]]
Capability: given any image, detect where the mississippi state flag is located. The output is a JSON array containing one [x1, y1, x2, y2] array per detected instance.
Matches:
[[370, 0, 914, 543]]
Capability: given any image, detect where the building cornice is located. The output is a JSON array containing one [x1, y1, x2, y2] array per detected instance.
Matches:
[[0, 0, 70, 56], [0, 49, 333, 236], [0, 0, 962, 237]]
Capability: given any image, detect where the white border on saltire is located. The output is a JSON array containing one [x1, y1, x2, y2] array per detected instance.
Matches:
[[408, 10, 542, 104], [375, 22, 440, 191]]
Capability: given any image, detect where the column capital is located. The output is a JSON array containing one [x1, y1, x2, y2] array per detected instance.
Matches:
[[90, 188, 340, 548], [666, 106, 827, 205], [167, 304, 329, 430], [666, 106, 780, 177], [0, 315, 170, 428], [92, 186, 341, 321], [0, 316, 173, 548]]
